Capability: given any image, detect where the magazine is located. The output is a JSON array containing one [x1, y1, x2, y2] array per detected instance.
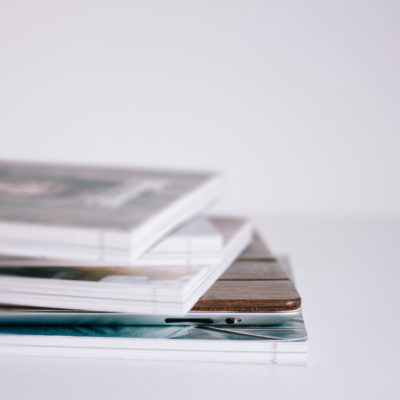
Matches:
[[0, 218, 252, 314], [0, 161, 222, 263], [0, 314, 308, 365], [0, 216, 223, 267]]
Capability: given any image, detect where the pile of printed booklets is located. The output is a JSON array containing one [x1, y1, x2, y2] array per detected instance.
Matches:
[[0, 161, 308, 365]]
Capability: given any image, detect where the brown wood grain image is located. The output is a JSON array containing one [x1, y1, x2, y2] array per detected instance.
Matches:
[[192, 233, 301, 312]]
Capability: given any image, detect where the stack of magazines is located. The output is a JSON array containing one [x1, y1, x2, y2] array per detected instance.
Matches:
[[0, 161, 308, 365]]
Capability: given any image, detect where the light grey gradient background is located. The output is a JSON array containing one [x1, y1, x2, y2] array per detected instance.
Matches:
[[0, 3, 400, 400], [1, 1, 399, 218]]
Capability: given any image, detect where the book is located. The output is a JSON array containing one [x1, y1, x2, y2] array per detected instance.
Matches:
[[0, 161, 222, 263], [0, 251, 302, 326], [0, 217, 252, 314], [0, 238, 308, 365], [0, 216, 223, 267], [0, 314, 308, 365]]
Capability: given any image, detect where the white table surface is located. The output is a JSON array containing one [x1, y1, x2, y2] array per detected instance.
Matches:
[[0, 217, 399, 400]]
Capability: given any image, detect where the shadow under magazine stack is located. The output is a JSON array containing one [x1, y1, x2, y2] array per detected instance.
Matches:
[[0, 161, 308, 365]]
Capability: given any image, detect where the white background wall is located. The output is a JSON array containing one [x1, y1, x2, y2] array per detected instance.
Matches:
[[1, 1, 399, 218]]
